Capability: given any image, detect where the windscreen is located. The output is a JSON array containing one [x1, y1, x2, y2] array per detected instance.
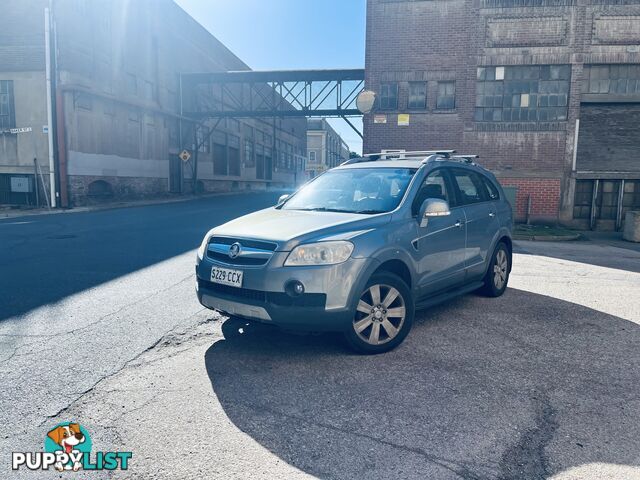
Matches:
[[281, 167, 417, 214]]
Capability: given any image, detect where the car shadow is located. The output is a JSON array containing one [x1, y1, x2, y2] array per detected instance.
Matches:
[[514, 239, 640, 274], [204, 289, 640, 480]]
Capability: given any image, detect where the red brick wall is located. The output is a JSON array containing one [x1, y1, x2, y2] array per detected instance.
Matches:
[[499, 178, 561, 221]]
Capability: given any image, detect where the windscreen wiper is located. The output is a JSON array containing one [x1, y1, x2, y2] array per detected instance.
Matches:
[[354, 209, 386, 214], [296, 207, 353, 213]]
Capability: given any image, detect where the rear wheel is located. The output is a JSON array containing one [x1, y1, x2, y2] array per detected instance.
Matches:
[[344, 272, 414, 354], [480, 242, 510, 297]]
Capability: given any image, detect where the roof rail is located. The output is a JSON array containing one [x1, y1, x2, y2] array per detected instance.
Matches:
[[451, 155, 480, 165], [362, 150, 455, 159], [341, 149, 456, 165]]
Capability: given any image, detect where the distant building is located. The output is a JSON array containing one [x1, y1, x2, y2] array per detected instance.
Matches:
[[365, 0, 640, 230], [0, 0, 306, 207], [306, 119, 350, 178]]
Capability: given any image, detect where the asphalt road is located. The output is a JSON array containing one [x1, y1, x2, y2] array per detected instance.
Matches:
[[1, 195, 640, 479]]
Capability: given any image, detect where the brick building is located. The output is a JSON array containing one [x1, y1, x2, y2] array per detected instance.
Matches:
[[0, 0, 306, 207], [364, 0, 640, 229], [306, 118, 350, 178]]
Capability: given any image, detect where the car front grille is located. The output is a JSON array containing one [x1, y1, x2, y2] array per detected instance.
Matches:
[[210, 236, 277, 251], [206, 236, 277, 266]]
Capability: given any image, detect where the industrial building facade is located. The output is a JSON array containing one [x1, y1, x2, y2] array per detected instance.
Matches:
[[364, 0, 640, 229], [306, 118, 350, 177], [0, 0, 306, 207]]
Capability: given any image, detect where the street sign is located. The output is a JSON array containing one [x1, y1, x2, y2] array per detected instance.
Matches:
[[179, 150, 191, 162], [397, 114, 410, 126], [10, 127, 33, 134]]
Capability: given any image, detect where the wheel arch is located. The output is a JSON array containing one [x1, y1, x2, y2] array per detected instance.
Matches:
[[373, 259, 412, 289]]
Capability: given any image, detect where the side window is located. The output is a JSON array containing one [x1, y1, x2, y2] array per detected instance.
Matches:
[[481, 176, 500, 200], [412, 169, 455, 215], [451, 170, 486, 205]]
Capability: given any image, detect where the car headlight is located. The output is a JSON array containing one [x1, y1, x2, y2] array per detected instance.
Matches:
[[284, 241, 354, 266], [197, 233, 212, 261]]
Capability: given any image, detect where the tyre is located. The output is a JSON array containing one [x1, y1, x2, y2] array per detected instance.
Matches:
[[480, 241, 510, 297], [344, 272, 414, 354]]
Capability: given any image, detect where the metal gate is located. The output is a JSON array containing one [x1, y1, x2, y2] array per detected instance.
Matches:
[[0, 173, 37, 205]]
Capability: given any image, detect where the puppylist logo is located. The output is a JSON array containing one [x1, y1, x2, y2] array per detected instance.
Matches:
[[12, 422, 132, 472]]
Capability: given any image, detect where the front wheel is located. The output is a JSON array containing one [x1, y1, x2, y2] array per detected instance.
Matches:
[[344, 272, 414, 354], [480, 242, 511, 297]]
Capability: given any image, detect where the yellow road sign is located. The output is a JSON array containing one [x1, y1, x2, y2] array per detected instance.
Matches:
[[179, 150, 191, 162]]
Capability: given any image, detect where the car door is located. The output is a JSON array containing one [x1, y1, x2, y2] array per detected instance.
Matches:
[[450, 168, 500, 280], [411, 168, 466, 297]]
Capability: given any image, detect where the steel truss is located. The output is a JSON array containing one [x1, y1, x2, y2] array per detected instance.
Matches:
[[180, 69, 365, 121]]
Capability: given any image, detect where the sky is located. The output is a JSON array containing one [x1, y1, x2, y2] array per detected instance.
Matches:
[[174, 0, 366, 153]]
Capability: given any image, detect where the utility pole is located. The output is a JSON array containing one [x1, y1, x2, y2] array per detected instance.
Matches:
[[44, 6, 56, 207]]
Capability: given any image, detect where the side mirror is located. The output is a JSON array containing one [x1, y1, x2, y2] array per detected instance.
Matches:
[[277, 194, 289, 205], [419, 198, 450, 227]]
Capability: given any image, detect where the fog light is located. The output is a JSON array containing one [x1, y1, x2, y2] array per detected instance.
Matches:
[[286, 280, 305, 297]]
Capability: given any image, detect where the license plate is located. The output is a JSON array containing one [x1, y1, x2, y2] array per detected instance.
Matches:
[[210, 266, 243, 288]]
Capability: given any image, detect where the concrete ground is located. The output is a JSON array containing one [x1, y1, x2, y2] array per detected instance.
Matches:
[[1, 195, 639, 479]]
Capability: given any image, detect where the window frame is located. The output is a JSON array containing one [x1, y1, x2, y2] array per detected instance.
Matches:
[[436, 81, 456, 110], [0, 80, 16, 129], [408, 81, 427, 110], [480, 175, 500, 201], [449, 168, 491, 206], [379, 82, 399, 110], [411, 168, 459, 216]]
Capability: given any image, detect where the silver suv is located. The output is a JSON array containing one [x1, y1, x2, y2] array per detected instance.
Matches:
[[196, 151, 513, 353]]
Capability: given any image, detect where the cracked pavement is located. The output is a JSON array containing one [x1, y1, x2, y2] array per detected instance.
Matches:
[[2, 195, 640, 479]]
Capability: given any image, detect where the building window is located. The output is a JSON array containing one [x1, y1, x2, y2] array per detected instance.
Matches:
[[379, 83, 398, 110], [143, 80, 155, 101], [584, 65, 640, 96], [128, 109, 140, 122], [573, 180, 594, 219], [436, 81, 456, 110], [213, 142, 227, 175], [475, 65, 570, 122], [596, 180, 620, 220], [196, 126, 209, 153], [228, 134, 241, 176], [0, 80, 15, 129], [244, 139, 254, 167], [74, 92, 92, 111], [126, 74, 137, 96], [309, 151, 316, 162], [408, 82, 427, 109], [623, 180, 640, 216]]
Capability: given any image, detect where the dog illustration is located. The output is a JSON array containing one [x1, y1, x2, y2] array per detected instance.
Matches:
[[47, 423, 85, 471]]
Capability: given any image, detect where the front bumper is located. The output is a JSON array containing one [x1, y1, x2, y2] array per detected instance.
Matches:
[[195, 254, 370, 331]]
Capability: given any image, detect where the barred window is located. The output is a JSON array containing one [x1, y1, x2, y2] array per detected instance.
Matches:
[[475, 65, 570, 122], [0, 80, 15, 129]]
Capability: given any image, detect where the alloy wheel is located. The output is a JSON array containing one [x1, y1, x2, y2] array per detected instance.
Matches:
[[493, 249, 508, 290], [353, 284, 406, 346]]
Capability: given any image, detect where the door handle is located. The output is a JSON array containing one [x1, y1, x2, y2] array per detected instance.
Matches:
[[489, 212, 496, 218], [454, 220, 463, 228]]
